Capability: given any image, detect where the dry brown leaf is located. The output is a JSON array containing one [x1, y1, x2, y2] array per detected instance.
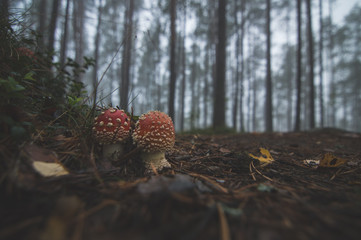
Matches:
[[319, 153, 347, 168]]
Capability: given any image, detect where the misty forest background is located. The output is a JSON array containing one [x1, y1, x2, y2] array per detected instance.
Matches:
[[2, 0, 361, 133]]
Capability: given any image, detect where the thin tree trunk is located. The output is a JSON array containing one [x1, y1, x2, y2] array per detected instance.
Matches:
[[73, 0, 85, 83], [294, 0, 302, 131], [47, 0, 60, 53], [306, 0, 315, 129], [92, 0, 103, 105], [232, 0, 240, 130], [239, 0, 246, 132], [265, 0, 273, 132], [168, 0, 177, 122], [37, 0, 47, 50], [0, 0, 9, 21], [328, 0, 336, 127], [179, 3, 186, 132], [119, 0, 134, 111], [203, 49, 209, 128], [60, 0, 70, 69], [318, 0, 324, 128], [190, 47, 196, 130], [213, 0, 227, 129], [285, 1, 293, 131]]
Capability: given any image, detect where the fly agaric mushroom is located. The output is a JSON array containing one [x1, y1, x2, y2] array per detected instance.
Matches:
[[132, 111, 175, 172], [93, 108, 130, 158]]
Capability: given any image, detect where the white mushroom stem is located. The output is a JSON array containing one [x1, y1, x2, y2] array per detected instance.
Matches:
[[103, 143, 124, 159], [141, 151, 171, 172]]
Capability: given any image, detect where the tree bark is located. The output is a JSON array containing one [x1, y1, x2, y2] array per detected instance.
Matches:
[[0, 0, 9, 21], [265, 0, 273, 132], [328, 0, 336, 127], [47, 0, 60, 53], [294, 0, 302, 132], [213, 0, 227, 129], [318, 0, 324, 128], [179, 2, 186, 131], [92, 0, 103, 105], [306, 0, 315, 129], [239, 0, 246, 132], [73, 0, 85, 82], [119, 0, 134, 111], [60, 0, 70, 69], [37, 0, 47, 51], [232, 0, 239, 130], [168, 0, 177, 122]]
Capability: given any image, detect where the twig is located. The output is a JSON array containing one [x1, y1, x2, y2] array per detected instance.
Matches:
[[188, 173, 229, 194], [249, 161, 256, 181], [251, 160, 274, 182], [89, 145, 103, 184]]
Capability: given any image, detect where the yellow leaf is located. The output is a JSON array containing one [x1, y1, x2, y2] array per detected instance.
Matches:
[[319, 153, 347, 168], [249, 148, 274, 165], [33, 161, 69, 177]]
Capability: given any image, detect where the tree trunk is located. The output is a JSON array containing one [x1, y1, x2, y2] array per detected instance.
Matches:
[[318, 0, 324, 128], [232, 0, 239, 130], [47, 0, 60, 53], [92, 0, 103, 105], [119, 0, 134, 111], [213, 0, 227, 129], [328, 0, 336, 127], [239, 0, 246, 132], [73, 0, 85, 83], [203, 49, 209, 128], [294, 0, 302, 132], [179, 2, 186, 132], [265, 0, 273, 132], [37, 0, 47, 51], [285, 1, 293, 131], [168, 0, 177, 122], [190, 44, 198, 130], [60, 0, 70, 69], [0, 0, 9, 21], [306, 0, 315, 129]]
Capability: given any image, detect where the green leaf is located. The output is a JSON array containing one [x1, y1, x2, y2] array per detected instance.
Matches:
[[24, 71, 36, 81]]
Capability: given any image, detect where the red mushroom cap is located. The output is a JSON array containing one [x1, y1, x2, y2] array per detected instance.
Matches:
[[132, 111, 175, 152], [93, 108, 130, 144]]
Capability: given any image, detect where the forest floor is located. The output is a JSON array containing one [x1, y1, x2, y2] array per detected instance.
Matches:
[[1, 128, 361, 240]]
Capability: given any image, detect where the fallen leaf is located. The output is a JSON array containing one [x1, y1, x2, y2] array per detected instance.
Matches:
[[32, 161, 69, 177], [319, 153, 347, 168], [303, 153, 347, 169], [303, 159, 320, 168], [249, 148, 274, 165], [24, 144, 69, 177]]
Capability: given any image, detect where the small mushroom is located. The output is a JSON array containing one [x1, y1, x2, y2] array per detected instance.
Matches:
[[93, 108, 130, 159], [132, 111, 175, 173]]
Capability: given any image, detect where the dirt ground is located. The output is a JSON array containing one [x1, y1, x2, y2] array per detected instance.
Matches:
[[1, 128, 361, 240]]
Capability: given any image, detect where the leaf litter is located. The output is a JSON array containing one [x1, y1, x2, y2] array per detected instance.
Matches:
[[1, 129, 361, 240]]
